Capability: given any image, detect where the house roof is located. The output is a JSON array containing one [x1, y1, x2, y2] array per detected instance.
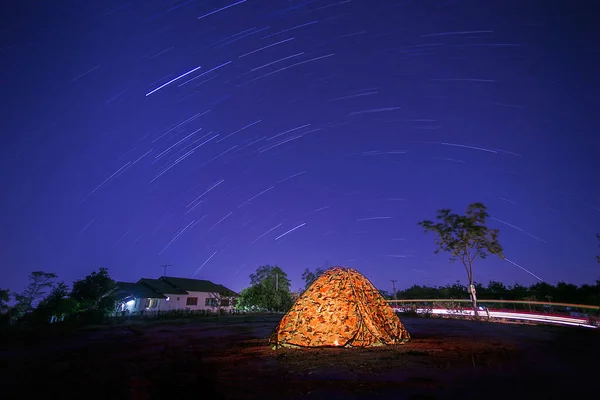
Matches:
[[115, 282, 167, 299], [160, 276, 238, 296], [138, 278, 188, 295]]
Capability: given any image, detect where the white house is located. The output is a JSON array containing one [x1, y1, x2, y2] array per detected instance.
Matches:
[[115, 276, 238, 314], [138, 278, 188, 311], [114, 282, 166, 313], [157, 276, 238, 312]]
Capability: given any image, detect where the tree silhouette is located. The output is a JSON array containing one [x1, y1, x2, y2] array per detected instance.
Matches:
[[0, 288, 10, 313], [418, 202, 503, 317], [13, 271, 57, 317], [237, 265, 293, 312], [70, 267, 116, 313], [35, 282, 78, 323]]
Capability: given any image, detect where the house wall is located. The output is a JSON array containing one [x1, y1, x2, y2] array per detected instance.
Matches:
[[156, 294, 187, 311], [119, 293, 236, 314], [176, 291, 236, 312], [121, 297, 163, 313]]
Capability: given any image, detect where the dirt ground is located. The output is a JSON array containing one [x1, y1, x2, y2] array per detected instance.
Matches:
[[0, 315, 598, 400]]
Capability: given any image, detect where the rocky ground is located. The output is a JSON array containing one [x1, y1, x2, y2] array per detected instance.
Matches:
[[0, 315, 598, 399]]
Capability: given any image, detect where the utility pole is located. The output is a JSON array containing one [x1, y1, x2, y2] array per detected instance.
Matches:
[[275, 273, 279, 292], [161, 264, 172, 276], [390, 279, 397, 300]]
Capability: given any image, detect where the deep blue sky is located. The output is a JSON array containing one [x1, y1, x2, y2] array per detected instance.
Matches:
[[1, 0, 599, 295]]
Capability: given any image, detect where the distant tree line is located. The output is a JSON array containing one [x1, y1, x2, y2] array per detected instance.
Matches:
[[0, 268, 118, 328], [389, 280, 600, 306]]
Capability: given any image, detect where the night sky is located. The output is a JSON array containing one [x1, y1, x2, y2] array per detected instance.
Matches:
[[2, 1, 599, 295]]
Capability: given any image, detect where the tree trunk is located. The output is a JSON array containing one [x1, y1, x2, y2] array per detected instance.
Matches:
[[465, 256, 479, 318], [469, 282, 479, 318]]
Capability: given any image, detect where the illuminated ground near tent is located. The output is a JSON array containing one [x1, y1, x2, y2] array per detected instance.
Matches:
[[0, 315, 598, 399]]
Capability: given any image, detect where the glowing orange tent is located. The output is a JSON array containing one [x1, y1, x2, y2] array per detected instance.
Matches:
[[270, 267, 410, 348]]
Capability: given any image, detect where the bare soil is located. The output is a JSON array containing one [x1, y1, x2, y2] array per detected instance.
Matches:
[[0, 315, 598, 400]]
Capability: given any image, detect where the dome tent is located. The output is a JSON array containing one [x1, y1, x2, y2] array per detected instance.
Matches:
[[270, 267, 410, 349]]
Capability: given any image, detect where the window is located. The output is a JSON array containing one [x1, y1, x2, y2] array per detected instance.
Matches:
[[145, 298, 159, 308], [186, 297, 198, 306], [205, 298, 218, 307], [220, 299, 230, 307]]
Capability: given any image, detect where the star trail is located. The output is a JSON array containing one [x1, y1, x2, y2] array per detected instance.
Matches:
[[1, 0, 599, 294]]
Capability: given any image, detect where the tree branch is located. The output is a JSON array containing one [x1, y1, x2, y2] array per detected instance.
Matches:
[[460, 255, 470, 279], [470, 252, 478, 265]]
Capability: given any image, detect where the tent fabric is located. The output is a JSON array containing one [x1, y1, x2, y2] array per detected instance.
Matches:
[[270, 267, 410, 348]]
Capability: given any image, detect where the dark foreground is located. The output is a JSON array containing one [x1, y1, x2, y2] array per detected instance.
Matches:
[[0, 315, 598, 400]]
